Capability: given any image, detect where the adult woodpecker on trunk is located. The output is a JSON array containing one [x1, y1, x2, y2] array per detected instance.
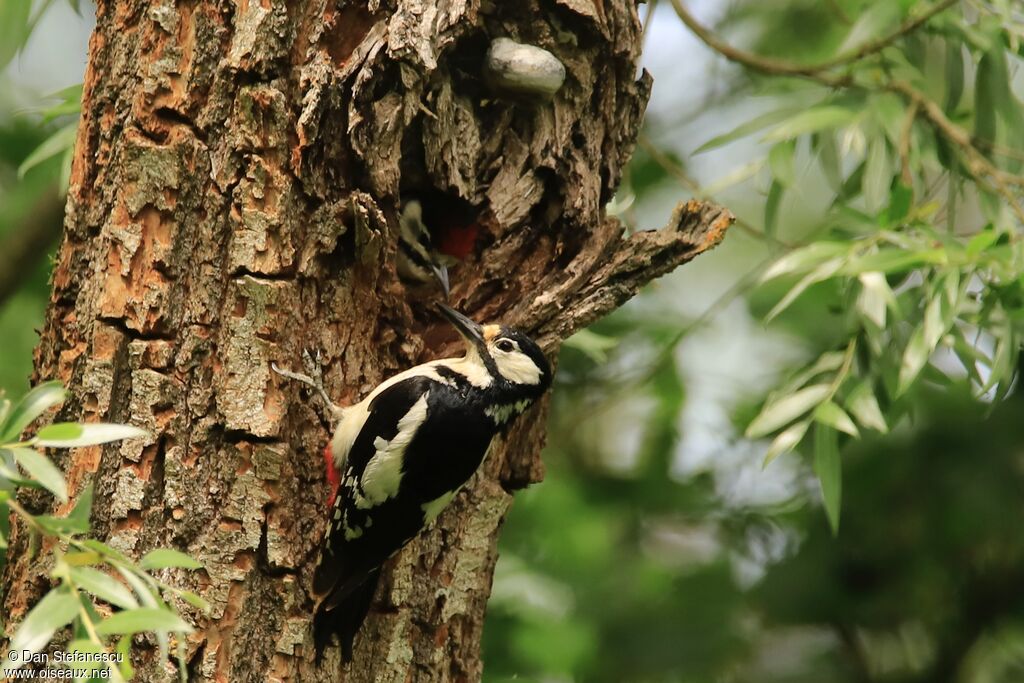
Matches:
[[273, 305, 551, 662]]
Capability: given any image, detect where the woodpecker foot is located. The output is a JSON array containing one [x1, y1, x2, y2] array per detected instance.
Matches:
[[271, 350, 343, 420]]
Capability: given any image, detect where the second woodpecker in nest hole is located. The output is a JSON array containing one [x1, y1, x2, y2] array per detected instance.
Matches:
[[396, 200, 456, 297]]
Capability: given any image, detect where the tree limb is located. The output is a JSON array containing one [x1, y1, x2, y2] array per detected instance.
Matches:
[[528, 200, 734, 347], [669, 0, 959, 86]]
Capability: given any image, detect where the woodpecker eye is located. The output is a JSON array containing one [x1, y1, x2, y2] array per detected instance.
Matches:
[[496, 339, 515, 353]]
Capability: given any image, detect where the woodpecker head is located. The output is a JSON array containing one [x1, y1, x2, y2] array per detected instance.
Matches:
[[438, 304, 551, 400], [397, 200, 454, 297]]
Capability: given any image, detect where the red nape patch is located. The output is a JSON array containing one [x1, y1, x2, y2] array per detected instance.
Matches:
[[323, 444, 341, 507], [437, 223, 479, 260]]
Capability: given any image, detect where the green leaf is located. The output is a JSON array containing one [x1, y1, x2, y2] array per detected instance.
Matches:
[[563, 329, 619, 364], [974, 51, 998, 153], [59, 144, 74, 193], [966, 228, 1000, 257], [944, 39, 964, 113], [856, 274, 888, 329], [116, 565, 162, 608], [813, 425, 842, 535], [950, 326, 988, 388], [10, 448, 68, 503], [35, 422, 148, 448], [0, 450, 47, 491], [817, 132, 843, 192], [117, 634, 135, 679], [37, 485, 95, 535], [768, 140, 797, 187], [763, 106, 859, 142], [175, 589, 211, 612], [898, 323, 932, 395], [747, 384, 832, 438], [981, 320, 1015, 396], [3, 590, 80, 670], [784, 351, 847, 394], [0, 381, 67, 443], [694, 106, 805, 153], [140, 548, 203, 571], [845, 381, 888, 433], [840, 248, 946, 275], [863, 137, 891, 213], [63, 550, 102, 566], [35, 512, 90, 535], [856, 272, 890, 328], [0, 499, 8, 550], [81, 538, 132, 564], [0, 0, 32, 69], [766, 258, 845, 321], [761, 242, 850, 281], [885, 183, 913, 225], [982, 44, 1018, 123], [70, 567, 139, 610], [18, 122, 79, 179], [922, 292, 946, 350], [837, 1, 902, 55], [34, 84, 84, 123], [813, 401, 859, 437], [95, 608, 192, 636], [763, 420, 811, 467], [764, 181, 783, 237], [870, 93, 906, 147]]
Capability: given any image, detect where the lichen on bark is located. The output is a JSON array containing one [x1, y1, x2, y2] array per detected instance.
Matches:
[[2, 1, 731, 681]]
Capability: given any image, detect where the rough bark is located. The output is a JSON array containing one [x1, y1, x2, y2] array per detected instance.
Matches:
[[2, 1, 731, 681]]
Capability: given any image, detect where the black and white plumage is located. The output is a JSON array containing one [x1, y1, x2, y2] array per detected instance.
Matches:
[[396, 200, 455, 296], [308, 305, 551, 661]]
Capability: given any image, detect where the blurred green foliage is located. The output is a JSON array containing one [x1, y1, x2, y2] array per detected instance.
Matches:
[[0, 120, 61, 397], [487, 0, 1024, 680], [0, 2, 85, 398]]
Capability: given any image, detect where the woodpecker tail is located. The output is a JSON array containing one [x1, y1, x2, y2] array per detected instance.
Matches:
[[313, 569, 380, 663]]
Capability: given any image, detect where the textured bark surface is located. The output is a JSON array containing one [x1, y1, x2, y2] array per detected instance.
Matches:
[[2, 1, 731, 681]]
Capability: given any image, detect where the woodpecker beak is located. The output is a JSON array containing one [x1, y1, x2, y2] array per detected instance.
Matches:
[[432, 264, 451, 298], [438, 304, 484, 346]]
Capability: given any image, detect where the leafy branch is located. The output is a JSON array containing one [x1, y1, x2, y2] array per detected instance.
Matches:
[[669, 0, 960, 85], [667, 0, 1024, 531], [1, 382, 207, 680]]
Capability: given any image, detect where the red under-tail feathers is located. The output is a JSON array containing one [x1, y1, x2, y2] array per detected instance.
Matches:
[[323, 444, 341, 507]]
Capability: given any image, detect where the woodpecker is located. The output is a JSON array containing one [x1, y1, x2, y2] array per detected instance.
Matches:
[[396, 200, 457, 296], [273, 305, 551, 661]]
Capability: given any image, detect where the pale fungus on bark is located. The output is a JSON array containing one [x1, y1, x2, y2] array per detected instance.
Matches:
[[483, 37, 567, 101]]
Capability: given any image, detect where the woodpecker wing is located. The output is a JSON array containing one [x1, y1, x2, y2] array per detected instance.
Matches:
[[312, 375, 432, 599], [313, 372, 498, 610]]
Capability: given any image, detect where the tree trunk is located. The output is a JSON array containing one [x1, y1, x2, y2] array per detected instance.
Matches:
[[2, 1, 731, 681]]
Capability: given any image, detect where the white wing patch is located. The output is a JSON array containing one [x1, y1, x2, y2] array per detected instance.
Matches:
[[421, 489, 458, 524], [360, 391, 430, 505], [344, 522, 364, 540], [326, 351, 493, 473], [328, 366, 454, 473], [485, 399, 532, 425]]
